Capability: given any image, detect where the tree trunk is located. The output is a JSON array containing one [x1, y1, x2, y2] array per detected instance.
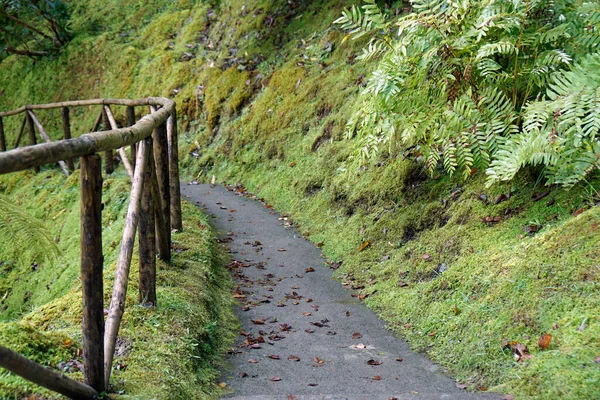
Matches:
[[0, 116, 6, 152], [12, 115, 27, 149], [167, 108, 182, 231], [101, 108, 114, 174], [61, 107, 75, 170], [0, 345, 98, 400], [103, 139, 148, 388], [79, 154, 105, 393], [126, 106, 137, 169], [153, 119, 171, 261], [139, 138, 156, 306], [25, 111, 40, 172]]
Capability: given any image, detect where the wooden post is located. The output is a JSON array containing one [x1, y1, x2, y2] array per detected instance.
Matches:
[[0, 116, 6, 152], [151, 108, 171, 261], [126, 106, 137, 167], [28, 110, 70, 177], [61, 107, 75, 170], [138, 138, 156, 306], [104, 139, 148, 388], [13, 115, 27, 149], [167, 108, 182, 231], [104, 106, 134, 179], [79, 154, 105, 393], [0, 345, 98, 400], [25, 111, 40, 172], [101, 108, 114, 174]]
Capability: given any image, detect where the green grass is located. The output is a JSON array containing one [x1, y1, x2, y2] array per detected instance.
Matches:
[[0, 169, 237, 399], [0, 0, 599, 398]]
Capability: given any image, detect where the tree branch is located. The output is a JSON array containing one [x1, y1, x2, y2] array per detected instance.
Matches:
[[0, 9, 60, 47]]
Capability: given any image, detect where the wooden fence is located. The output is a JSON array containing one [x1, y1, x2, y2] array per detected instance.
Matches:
[[0, 97, 182, 399]]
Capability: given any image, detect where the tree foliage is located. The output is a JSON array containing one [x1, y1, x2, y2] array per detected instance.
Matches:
[[0, 0, 70, 59], [336, 0, 600, 187]]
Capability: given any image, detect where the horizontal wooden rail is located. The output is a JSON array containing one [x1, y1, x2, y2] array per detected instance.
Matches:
[[0, 97, 174, 174], [0, 345, 98, 400]]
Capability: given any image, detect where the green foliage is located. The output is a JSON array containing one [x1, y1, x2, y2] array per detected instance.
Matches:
[[0, 0, 71, 58], [338, 0, 600, 187], [0, 193, 59, 265]]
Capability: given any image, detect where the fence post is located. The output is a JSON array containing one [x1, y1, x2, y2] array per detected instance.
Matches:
[[25, 111, 40, 172], [61, 107, 75, 171], [167, 107, 182, 231], [152, 111, 171, 261], [139, 138, 156, 306], [126, 106, 137, 168], [79, 154, 105, 393], [101, 108, 114, 174], [0, 117, 5, 152]]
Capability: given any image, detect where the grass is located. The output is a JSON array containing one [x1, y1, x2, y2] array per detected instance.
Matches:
[[0, 0, 599, 398], [0, 169, 237, 399]]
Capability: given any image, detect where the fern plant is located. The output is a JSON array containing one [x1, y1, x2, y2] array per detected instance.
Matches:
[[0, 194, 59, 265], [337, 0, 600, 187]]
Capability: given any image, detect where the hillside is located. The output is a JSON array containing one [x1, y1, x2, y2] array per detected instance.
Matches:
[[0, 0, 599, 399]]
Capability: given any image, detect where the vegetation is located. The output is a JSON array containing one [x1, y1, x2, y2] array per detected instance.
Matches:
[[337, 0, 600, 187], [0, 0, 71, 58], [0, 0, 598, 399]]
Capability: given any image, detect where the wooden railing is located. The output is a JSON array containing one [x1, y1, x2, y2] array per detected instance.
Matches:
[[0, 98, 182, 399]]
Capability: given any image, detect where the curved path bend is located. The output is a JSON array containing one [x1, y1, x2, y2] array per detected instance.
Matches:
[[182, 184, 499, 400]]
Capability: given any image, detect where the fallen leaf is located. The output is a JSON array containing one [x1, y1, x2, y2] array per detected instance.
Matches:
[[308, 383, 318, 387], [355, 343, 366, 349], [248, 359, 259, 363], [218, 382, 227, 388], [239, 372, 248, 378], [305, 329, 314, 333], [288, 396, 298, 400], [271, 376, 281, 382], [501, 395, 515, 400], [288, 355, 301, 361], [367, 359, 382, 366], [278, 248, 287, 252], [346, 311, 350, 317], [429, 331, 436, 337], [456, 383, 468, 390], [538, 333, 552, 350], [373, 376, 382, 381], [268, 355, 280, 360], [64, 339, 72, 347], [302, 312, 312, 316], [594, 356, 600, 363], [313, 357, 325, 364], [422, 253, 431, 260], [251, 319, 265, 325], [358, 241, 371, 252], [395, 357, 403, 362], [352, 332, 362, 339], [289, 162, 296, 167], [305, 267, 315, 273], [306, 298, 313, 303], [403, 323, 412, 329]]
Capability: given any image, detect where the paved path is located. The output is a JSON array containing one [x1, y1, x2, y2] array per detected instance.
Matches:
[[182, 184, 499, 400]]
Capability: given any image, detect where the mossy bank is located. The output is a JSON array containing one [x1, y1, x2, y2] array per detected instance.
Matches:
[[0, 0, 599, 399]]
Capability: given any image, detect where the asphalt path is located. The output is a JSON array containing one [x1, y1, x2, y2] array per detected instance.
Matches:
[[181, 183, 499, 400]]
